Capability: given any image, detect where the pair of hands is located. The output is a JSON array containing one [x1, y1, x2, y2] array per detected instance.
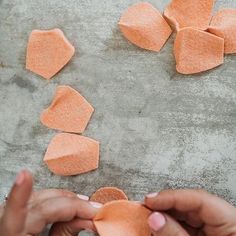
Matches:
[[0, 170, 236, 236]]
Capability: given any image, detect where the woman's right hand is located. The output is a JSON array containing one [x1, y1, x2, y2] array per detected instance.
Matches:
[[145, 189, 236, 236]]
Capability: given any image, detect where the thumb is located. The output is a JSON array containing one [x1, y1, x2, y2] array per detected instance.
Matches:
[[1, 170, 33, 235], [148, 212, 190, 236]]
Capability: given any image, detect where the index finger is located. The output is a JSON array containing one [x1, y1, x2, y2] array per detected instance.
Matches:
[[26, 197, 101, 234], [1, 170, 33, 234], [145, 189, 236, 226], [30, 189, 77, 203]]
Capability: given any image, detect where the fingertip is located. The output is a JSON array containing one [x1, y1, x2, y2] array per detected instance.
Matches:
[[15, 170, 33, 187], [89, 201, 103, 209], [144, 192, 159, 207], [146, 192, 159, 198], [72, 198, 101, 219], [8, 170, 33, 207], [22, 170, 33, 186], [77, 194, 89, 201], [148, 212, 166, 232], [22, 169, 32, 177]]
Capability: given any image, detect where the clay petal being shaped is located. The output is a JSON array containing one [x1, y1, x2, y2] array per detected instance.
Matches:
[[26, 28, 75, 79], [119, 2, 172, 52], [94, 200, 152, 236]]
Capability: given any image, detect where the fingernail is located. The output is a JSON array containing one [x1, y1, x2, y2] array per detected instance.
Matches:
[[90, 201, 103, 208], [146, 192, 158, 198], [77, 194, 89, 201], [15, 171, 25, 186], [148, 212, 166, 231]]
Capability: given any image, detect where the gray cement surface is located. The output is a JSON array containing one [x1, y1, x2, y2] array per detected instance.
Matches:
[[0, 0, 236, 235]]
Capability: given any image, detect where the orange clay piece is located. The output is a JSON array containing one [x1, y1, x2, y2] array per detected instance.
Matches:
[[90, 187, 128, 204], [174, 27, 224, 74], [208, 9, 236, 54], [40, 85, 94, 133], [94, 200, 152, 236], [44, 133, 99, 176], [164, 0, 215, 31], [119, 2, 172, 52], [26, 28, 75, 79]]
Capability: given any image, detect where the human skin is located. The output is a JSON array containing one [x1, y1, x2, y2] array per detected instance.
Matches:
[[145, 189, 236, 236], [1, 171, 236, 236], [0, 170, 101, 236]]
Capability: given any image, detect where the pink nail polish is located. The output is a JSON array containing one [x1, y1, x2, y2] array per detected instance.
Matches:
[[15, 171, 25, 186], [90, 201, 103, 208], [77, 194, 89, 201], [148, 212, 166, 231], [146, 192, 158, 198]]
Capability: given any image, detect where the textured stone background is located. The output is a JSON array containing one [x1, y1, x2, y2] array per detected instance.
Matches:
[[0, 0, 236, 235]]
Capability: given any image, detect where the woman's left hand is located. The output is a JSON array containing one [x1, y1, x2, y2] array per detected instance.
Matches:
[[0, 170, 100, 236]]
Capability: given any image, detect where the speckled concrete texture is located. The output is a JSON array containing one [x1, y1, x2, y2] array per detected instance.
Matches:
[[0, 0, 236, 235]]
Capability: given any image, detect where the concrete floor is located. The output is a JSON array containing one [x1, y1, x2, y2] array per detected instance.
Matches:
[[0, 0, 236, 234]]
